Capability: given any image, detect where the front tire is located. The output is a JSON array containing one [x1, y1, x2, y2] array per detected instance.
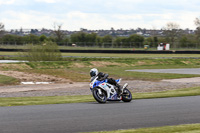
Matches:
[[92, 88, 107, 103], [122, 88, 132, 102]]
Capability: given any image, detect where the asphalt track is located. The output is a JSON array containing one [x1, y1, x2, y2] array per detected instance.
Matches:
[[1, 96, 200, 133], [126, 68, 200, 75]]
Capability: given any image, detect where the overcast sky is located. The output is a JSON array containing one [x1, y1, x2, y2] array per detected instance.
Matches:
[[0, 0, 199, 30]]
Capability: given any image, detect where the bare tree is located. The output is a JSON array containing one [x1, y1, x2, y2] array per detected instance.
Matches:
[[0, 22, 5, 37], [194, 17, 200, 44], [163, 22, 182, 47], [194, 17, 200, 26], [53, 23, 65, 42]]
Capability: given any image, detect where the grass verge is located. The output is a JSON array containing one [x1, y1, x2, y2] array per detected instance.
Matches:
[[62, 53, 200, 58], [0, 74, 19, 86], [0, 87, 200, 107], [2, 52, 200, 58], [133, 87, 200, 99], [87, 123, 200, 133], [0, 95, 94, 107]]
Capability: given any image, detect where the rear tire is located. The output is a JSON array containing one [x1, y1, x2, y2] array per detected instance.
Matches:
[[92, 88, 107, 103], [122, 88, 132, 102]]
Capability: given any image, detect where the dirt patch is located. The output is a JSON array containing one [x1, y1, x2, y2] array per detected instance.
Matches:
[[72, 63, 87, 68], [91, 61, 128, 67], [133, 61, 157, 66], [0, 82, 85, 93], [181, 61, 191, 64], [0, 71, 70, 83], [136, 61, 147, 65]]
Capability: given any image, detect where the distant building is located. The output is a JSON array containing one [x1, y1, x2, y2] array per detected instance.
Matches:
[[5, 28, 195, 37]]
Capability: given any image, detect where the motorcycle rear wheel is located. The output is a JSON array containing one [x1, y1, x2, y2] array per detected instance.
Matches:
[[122, 88, 132, 102], [92, 88, 107, 103]]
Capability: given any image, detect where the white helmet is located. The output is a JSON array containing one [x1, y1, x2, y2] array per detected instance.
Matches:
[[90, 68, 98, 77]]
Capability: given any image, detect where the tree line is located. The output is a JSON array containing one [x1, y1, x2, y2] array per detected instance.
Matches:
[[0, 31, 146, 48], [0, 18, 200, 48]]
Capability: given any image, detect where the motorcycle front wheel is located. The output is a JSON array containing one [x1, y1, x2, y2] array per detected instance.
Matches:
[[122, 88, 132, 102], [92, 88, 107, 103]]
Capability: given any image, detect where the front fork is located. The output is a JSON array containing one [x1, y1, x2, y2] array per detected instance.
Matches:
[[123, 83, 128, 89], [122, 83, 128, 94]]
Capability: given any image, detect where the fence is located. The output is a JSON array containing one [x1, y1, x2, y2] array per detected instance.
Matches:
[[0, 41, 200, 50]]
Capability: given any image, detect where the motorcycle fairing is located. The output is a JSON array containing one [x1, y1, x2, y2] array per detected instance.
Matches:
[[90, 77, 121, 100]]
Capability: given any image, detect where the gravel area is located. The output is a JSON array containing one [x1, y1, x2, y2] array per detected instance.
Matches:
[[0, 78, 200, 97]]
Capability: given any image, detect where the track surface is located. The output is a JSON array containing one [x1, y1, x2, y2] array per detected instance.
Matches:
[[126, 68, 200, 74], [1, 96, 200, 133]]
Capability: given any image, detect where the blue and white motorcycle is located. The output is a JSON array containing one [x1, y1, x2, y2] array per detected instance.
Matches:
[[90, 77, 132, 103]]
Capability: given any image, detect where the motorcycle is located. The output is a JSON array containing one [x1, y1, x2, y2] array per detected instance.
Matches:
[[90, 77, 132, 103]]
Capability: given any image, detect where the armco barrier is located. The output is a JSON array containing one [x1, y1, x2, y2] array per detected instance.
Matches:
[[0, 48, 22, 52], [59, 49, 174, 54], [175, 51, 200, 54], [1, 48, 200, 54]]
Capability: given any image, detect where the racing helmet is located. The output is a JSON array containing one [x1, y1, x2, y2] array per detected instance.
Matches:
[[90, 68, 98, 77]]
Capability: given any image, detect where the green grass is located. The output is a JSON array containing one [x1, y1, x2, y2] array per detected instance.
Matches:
[[133, 87, 200, 99], [87, 123, 200, 133], [0, 95, 94, 106], [0, 52, 18, 55], [59, 46, 137, 50], [2, 51, 200, 58], [24, 67, 200, 82], [0, 74, 19, 85], [62, 53, 200, 58], [26, 69, 89, 82], [0, 86, 200, 107]]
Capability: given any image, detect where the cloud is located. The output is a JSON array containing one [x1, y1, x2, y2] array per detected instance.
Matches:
[[0, 0, 199, 30], [35, 0, 57, 3], [112, 14, 143, 21], [0, 0, 16, 5], [66, 11, 88, 19], [0, 0, 32, 6], [1, 10, 53, 29], [1, 9, 198, 30]]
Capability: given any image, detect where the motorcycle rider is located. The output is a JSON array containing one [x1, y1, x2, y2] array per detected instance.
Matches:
[[90, 68, 122, 96]]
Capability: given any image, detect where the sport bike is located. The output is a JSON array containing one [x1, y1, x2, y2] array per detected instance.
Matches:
[[90, 77, 132, 103]]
